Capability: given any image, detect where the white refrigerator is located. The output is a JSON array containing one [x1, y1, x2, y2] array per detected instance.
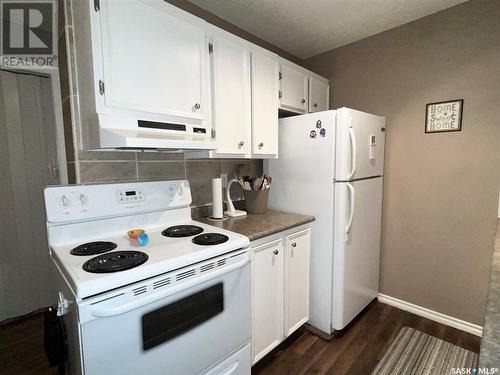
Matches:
[[266, 108, 385, 334]]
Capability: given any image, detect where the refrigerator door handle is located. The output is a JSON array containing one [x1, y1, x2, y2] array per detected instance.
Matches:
[[345, 182, 355, 241], [347, 124, 357, 179]]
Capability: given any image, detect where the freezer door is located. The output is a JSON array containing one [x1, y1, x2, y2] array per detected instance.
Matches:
[[332, 177, 382, 331], [335, 108, 385, 180]]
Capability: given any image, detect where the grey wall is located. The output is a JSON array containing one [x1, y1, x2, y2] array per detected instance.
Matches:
[[0, 71, 58, 320], [306, 0, 500, 325]]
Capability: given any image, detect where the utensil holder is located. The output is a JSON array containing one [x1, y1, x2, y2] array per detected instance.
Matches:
[[244, 190, 269, 214]]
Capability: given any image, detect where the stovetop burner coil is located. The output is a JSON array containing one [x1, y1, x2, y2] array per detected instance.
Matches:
[[82, 251, 149, 273]]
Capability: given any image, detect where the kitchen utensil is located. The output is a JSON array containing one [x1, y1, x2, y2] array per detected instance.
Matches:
[[234, 169, 244, 188]]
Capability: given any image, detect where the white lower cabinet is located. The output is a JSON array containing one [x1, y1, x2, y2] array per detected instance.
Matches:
[[284, 230, 311, 336], [251, 228, 311, 364], [251, 239, 283, 364]]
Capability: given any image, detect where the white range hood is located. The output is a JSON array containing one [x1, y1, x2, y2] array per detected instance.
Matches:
[[96, 113, 216, 150]]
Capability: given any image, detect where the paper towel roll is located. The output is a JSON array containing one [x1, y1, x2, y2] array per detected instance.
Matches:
[[211, 178, 223, 219]]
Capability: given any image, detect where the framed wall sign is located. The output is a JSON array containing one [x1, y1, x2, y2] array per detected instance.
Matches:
[[425, 99, 463, 134]]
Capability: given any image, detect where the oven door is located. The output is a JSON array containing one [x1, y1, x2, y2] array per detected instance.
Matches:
[[78, 251, 250, 375]]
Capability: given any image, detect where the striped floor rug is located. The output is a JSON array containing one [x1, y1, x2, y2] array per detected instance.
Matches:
[[372, 327, 479, 375]]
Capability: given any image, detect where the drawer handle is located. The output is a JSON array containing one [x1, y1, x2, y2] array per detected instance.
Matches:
[[301, 98, 306, 104], [291, 242, 297, 247], [238, 141, 245, 147], [258, 142, 264, 148], [273, 249, 279, 255], [192, 103, 201, 111]]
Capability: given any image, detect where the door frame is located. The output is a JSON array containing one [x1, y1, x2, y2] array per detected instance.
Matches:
[[1, 67, 68, 184]]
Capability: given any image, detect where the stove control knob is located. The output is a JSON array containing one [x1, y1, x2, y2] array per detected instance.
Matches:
[[60, 195, 71, 206], [78, 194, 88, 205]]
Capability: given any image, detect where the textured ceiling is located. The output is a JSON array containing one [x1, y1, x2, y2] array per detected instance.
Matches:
[[188, 0, 468, 59]]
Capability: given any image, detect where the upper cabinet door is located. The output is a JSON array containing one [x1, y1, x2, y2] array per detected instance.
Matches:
[[308, 77, 329, 113], [211, 33, 251, 156], [97, 1, 209, 120], [251, 51, 279, 156], [279, 61, 308, 114]]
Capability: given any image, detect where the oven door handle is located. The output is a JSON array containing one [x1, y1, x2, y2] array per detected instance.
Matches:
[[88, 255, 249, 318]]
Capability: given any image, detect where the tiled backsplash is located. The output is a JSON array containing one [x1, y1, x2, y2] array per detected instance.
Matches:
[[67, 151, 263, 215]]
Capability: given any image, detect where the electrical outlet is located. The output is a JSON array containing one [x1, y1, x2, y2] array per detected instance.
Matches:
[[220, 173, 228, 188]]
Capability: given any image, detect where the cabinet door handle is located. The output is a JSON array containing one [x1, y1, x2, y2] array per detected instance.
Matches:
[[301, 98, 306, 104], [291, 242, 297, 247], [313, 103, 318, 108], [258, 142, 264, 148], [273, 249, 279, 255], [238, 141, 245, 147], [193, 103, 201, 111]]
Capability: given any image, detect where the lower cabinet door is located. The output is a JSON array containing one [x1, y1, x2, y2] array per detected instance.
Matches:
[[285, 229, 311, 336], [251, 239, 283, 364]]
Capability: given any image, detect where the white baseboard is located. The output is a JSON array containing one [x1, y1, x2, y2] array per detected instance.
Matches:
[[377, 293, 483, 337]]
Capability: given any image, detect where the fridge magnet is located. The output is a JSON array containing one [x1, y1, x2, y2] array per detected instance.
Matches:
[[310, 130, 317, 138], [320, 128, 326, 137], [425, 99, 463, 134], [316, 120, 322, 128]]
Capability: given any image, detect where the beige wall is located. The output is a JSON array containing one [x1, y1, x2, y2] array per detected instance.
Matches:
[[306, 0, 500, 325]]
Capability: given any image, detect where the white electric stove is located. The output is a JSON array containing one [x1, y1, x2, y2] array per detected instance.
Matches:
[[44, 180, 251, 375]]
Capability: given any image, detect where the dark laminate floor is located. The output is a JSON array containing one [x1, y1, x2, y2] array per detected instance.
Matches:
[[0, 311, 57, 375], [252, 301, 481, 375], [0, 301, 480, 375]]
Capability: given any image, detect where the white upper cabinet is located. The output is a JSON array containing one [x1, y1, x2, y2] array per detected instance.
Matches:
[[308, 76, 329, 113], [210, 31, 252, 156], [251, 50, 279, 157], [279, 58, 330, 115], [279, 60, 308, 114], [95, 1, 209, 122], [80, 1, 328, 153]]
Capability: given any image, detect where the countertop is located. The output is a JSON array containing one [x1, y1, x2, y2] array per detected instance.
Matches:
[[479, 220, 500, 367], [196, 209, 315, 242]]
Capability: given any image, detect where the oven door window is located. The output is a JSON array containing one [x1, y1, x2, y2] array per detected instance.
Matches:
[[142, 283, 223, 350]]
